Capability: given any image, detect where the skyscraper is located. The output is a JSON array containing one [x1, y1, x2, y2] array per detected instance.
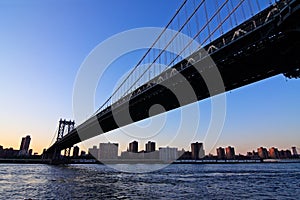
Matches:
[[19, 135, 31, 153], [99, 143, 119, 160], [292, 147, 298, 156], [159, 147, 178, 162], [191, 142, 205, 159], [129, 141, 138, 153], [279, 150, 292, 159], [88, 145, 99, 159], [19, 137, 25, 150], [225, 146, 235, 159], [269, 147, 280, 159], [216, 147, 225, 159], [257, 147, 268, 159], [80, 151, 86, 157], [145, 141, 156, 152], [73, 146, 79, 157], [28, 149, 33, 156]]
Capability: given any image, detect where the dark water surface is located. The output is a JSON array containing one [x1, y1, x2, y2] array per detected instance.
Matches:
[[0, 163, 299, 199]]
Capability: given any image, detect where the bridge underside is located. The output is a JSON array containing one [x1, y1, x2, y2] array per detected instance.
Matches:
[[45, 0, 300, 156]]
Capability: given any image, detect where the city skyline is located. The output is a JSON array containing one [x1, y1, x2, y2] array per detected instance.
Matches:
[[0, 0, 299, 154], [84, 140, 299, 161], [1, 135, 299, 160]]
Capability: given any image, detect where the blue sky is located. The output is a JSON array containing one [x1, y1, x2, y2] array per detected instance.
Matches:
[[0, 0, 299, 154]]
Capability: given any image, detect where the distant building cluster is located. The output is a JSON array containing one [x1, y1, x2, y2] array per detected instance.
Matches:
[[0, 135, 39, 159], [76, 141, 300, 162], [246, 146, 298, 159], [216, 146, 236, 159], [213, 146, 298, 160], [83, 141, 206, 162]]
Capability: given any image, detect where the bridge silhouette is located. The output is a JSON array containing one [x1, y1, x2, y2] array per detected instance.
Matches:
[[43, 0, 300, 163]]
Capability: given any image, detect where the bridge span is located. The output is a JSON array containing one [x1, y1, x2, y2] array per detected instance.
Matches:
[[44, 0, 300, 162]]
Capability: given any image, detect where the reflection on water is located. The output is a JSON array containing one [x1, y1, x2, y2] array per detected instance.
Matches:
[[0, 163, 299, 199]]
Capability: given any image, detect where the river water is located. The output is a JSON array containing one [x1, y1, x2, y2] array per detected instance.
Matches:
[[0, 163, 299, 199]]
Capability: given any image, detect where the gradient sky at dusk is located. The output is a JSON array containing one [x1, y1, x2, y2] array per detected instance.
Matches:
[[0, 0, 299, 155]]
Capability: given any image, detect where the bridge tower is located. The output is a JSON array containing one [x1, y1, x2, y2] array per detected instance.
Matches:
[[44, 119, 75, 164], [57, 118, 75, 141], [56, 119, 75, 157]]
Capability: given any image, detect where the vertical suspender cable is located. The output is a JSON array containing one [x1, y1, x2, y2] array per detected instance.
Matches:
[[255, 0, 261, 11], [184, 2, 193, 53], [240, 2, 247, 20], [215, 0, 224, 34], [230, 0, 238, 25], [226, 1, 233, 28], [193, 0, 201, 43], [177, 12, 183, 60], [247, 0, 254, 16], [158, 40, 161, 74], [204, 0, 212, 43]]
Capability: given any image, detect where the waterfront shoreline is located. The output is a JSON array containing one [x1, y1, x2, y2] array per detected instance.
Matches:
[[1, 158, 300, 165]]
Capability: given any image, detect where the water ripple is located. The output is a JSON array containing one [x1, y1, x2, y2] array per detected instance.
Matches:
[[0, 163, 299, 199]]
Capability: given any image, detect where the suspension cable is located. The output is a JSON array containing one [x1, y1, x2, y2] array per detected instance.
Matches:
[[92, 0, 188, 115], [47, 127, 58, 148], [201, 0, 246, 45], [167, 0, 230, 67], [118, 0, 207, 101]]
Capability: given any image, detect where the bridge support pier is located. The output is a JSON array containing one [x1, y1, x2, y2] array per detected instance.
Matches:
[[44, 147, 72, 165], [64, 147, 71, 157]]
